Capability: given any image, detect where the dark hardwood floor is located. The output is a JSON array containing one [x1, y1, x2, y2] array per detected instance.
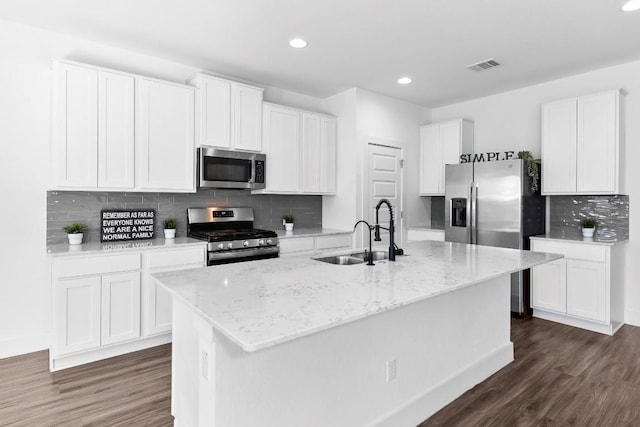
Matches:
[[420, 317, 640, 427], [2, 318, 640, 426], [0, 344, 173, 426]]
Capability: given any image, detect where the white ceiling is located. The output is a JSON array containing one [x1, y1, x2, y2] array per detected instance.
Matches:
[[1, 0, 640, 107]]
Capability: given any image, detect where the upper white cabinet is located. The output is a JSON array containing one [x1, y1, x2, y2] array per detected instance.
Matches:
[[419, 119, 474, 195], [189, 74, 264, 152], [136, 78, 195, 191], [541, 90, 624, 195], [530, 238, 626, 335], [257, 102, 337, 195], [52, 60, 195, 192]]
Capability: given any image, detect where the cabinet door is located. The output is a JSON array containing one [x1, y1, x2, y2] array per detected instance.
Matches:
[[301, 113, 321, 193], [439, 120, 462, 194], [541, 98, 577, 194], [419, 125, 441, 195], [319, 116, 337, 194], [53, 62, 98, 188], [531, 259, 567, 313], [233, 84, 263, 151], [98, 71, 135, 189], [137, 79, 195, 191], [262, 104, 300, 192], [577, 91, 618, 193], [566, 259, 607, 322], [53, 276, 101, 354], [101, 272, 141, 345], [198, 76, 231, 148]]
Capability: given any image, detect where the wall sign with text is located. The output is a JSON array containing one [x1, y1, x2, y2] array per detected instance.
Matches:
[[101, 209, 155, 242], [459, 151, 516, 163]]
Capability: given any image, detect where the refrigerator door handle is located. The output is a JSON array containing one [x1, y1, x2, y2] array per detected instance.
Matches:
[[471, 182, 478, 244]]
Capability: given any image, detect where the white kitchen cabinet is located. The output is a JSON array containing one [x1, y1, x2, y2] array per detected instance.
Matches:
[[279, 233, 352, 256], [258, 102, 337, 195], [406, 228, 445, 242], [530, 238, 626, 335], [52, 60, 195, 192], [141, 246, 206, 336], [101, 271, 141, 345], [53, 276, 102, 355], [98, 71, 135, 188], [541, 90, 624, 195], [53, 62, 134, 189], [136, 78, 195, 191], [419, 119, 474, 196], [189, 74, 264, 151]]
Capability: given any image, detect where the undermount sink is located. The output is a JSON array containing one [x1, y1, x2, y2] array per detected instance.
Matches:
[[351, 251, 389, 261], [314, 255, 365, 265]]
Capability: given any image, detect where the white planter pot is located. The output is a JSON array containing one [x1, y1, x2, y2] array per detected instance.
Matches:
[[164, 229, 176, 239], [581, 227, 595, 238], [285, 223, 294, 232], [68, 233, 84, 245]]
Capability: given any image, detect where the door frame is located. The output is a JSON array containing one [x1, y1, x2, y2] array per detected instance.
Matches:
[[362, 139, 405, 249]]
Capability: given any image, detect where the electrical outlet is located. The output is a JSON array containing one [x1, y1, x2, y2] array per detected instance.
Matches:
[[386, 359, 397, 383]]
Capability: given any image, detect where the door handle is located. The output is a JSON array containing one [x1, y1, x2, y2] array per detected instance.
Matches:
[[471, 182, 478, 244]]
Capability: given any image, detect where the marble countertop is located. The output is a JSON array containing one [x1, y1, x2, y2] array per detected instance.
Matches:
[[47, 237, 207, 256], [155, 240, 561, 352], [531, 233, 628, 246], [274, 227, 352, 239]]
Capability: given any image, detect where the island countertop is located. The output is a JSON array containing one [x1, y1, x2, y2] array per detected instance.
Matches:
[[155, 241, 562, 352]]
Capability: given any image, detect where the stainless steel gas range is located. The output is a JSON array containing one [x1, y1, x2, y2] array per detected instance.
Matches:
[[187, 207, 279, 266]]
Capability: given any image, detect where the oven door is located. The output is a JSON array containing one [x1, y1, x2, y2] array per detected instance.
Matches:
[[198, 147, 263, 190]]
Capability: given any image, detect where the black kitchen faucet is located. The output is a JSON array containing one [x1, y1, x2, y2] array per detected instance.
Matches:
[[374, 198, 403, 261]]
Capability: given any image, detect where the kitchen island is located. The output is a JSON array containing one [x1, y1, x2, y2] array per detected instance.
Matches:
[[155, 240, 561, 427]]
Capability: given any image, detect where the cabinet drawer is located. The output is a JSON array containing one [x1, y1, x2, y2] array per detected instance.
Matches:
[[279, 237, 315, 254], [146, 247, 205, 269], [316, 234, 352, 250], [54, 253, 141, 278], [407, 229, 445, 242], [531, 240, 606, 262]]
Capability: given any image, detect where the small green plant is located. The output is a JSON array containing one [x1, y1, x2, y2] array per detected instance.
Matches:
[[164, 218, 177, 229], [581, 218, 597, 229], [517, 151, 539, 193], [63, 222, 88, 234], [282, 214, 295, 224]]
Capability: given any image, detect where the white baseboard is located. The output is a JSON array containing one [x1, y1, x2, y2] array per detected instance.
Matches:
[[373, 342, 514, 427], [625, 309, 640, 327], [0, 332, 50, 359]]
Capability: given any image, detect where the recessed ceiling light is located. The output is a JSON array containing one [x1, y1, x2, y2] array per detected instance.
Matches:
[[397, 77, 412, 85], [622, 0, 640, 11], [289, 38, 308, 49]]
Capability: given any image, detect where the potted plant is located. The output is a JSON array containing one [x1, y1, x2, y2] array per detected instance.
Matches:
[[63, 222, 88, 245], [164, 218, 177, 239], [282, 214, 295, 232], [581, 218, 596, 238]]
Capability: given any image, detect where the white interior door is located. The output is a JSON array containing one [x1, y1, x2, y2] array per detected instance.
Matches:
[[367, 143, 403, 248]]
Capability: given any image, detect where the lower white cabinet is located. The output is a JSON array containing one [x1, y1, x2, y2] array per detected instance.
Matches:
[[279, 233, 352, 256], [406, 228, 445, 242], [50, 244, 206, 371], [530, 238, 626, 335]]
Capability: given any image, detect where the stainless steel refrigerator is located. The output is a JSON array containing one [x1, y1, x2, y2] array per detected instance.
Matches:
[[444, 159, 545, 315]]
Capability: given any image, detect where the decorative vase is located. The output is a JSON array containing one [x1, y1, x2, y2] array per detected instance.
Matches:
[[164, 229, 176, 239], [68, 233, 84, 245], [285, 223, 294, 232], [582, 227, 595, 238]]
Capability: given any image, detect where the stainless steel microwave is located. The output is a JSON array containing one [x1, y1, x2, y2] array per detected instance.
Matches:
[[197, 147, 266, 190]]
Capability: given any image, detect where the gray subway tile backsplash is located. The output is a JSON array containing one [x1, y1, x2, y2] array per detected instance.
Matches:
[[549, 195, 629, 240], [47, 189, 322, 245]]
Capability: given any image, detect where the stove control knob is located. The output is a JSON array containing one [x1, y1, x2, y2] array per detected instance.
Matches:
[[243, 240, 249, 247], [266, 239, 273, 245], [258, 239, 265, 246], [217, 243, 224, 250], [227, 242, 233, 249]]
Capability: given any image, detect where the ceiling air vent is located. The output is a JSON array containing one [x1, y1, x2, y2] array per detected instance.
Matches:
[[466, 58, 500, 72]]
